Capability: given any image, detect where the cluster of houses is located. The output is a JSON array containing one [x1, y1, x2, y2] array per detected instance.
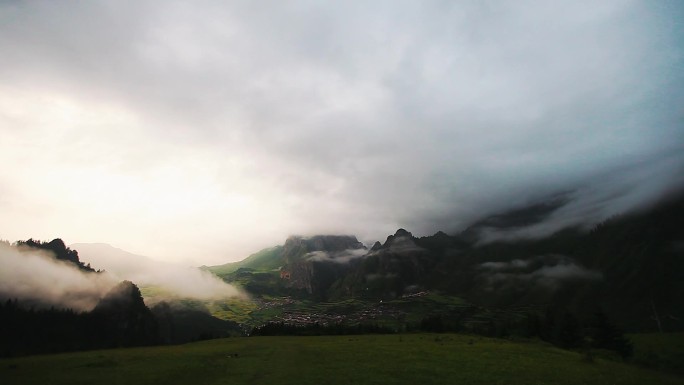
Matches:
[[271, 302, 405, 327]]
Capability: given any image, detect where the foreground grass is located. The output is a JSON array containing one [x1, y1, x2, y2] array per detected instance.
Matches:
[[2, 334, 683, 385]]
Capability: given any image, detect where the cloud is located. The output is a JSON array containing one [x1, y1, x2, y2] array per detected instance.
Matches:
[[71, 243, 242, 301], [532, 264, 602, 281], [0, 1, 682, 264], [305, 248, 367, 264], [480, 254, 602, 290], [481, 259, 531, 271], [0, 242, 117, 311]]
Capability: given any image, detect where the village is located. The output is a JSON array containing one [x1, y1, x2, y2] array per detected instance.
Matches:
[[253, 294, 432, 327]]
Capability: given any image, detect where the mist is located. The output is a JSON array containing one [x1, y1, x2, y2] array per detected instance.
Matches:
[[71, 243, 242, 301], [0, 242, 116, 311], [305, 249, 367, 264], [479, 254, 602, 291]]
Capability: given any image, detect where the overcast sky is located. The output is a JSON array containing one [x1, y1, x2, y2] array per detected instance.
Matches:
[[1, 0, 682, 265]]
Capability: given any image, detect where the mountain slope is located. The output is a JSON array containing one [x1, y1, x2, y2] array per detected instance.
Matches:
[[71, 243, 160, 277], [279, 235, 366, 296], [211, 192, 684, 332], [203, 246, 284, 276]]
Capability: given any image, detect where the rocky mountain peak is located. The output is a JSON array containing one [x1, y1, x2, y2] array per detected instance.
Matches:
[[394, 229, 412, 238], [280, 235, 366, 296], [283, 235, 365, 262], [382, 228, 416, 248]]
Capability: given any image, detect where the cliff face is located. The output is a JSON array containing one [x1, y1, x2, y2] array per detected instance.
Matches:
[[278, 231, 440, 299], [282, 235, 365, 262], [280, 235, 367, 296], [335, 229, 438, 299]]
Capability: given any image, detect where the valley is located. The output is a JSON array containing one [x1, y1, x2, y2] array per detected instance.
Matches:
[[2, 192, 683, 382]]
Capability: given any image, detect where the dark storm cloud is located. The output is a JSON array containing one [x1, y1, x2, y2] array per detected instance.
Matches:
[[0, 1, 682, 261]]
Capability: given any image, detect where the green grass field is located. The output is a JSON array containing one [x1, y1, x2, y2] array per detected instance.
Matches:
[[2, 334, 683, 385]]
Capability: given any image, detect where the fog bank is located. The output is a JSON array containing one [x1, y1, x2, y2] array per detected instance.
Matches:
[[0, 243, 116, 311]]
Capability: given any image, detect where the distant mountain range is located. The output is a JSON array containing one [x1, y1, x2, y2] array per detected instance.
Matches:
[[205, 192, 684, 332], [70, 243, 162, 276], [2, 190, 683, 352]]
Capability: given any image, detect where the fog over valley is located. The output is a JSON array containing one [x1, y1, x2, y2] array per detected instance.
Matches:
[[71, 243, 242, 301], [0, 242, 116, 311]]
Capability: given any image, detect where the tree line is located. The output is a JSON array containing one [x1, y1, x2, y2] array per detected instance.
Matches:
[[250, 307, 633, 359], [0, 281, 157, 357]]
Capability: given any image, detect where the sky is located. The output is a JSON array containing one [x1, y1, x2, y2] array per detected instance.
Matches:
[[1, 0, 682, 265]]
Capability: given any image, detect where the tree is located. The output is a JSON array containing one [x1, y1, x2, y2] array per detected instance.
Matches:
[[589, 310, 633, 359]]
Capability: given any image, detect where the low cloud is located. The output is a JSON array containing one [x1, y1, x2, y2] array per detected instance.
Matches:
[[480, 254, 602, 289], [532, 263, 602, 281], [305, 248, 367, 264], [72, 243, 242, 301], [365, 273, 399, 282], [480, 259, 531, 270], [0, 242, 117, 311]]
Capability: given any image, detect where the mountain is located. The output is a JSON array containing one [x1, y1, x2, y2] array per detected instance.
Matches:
[[0, 241, 243, 356], [279, 235, 366, 296], [459, 193, 570, 242], [71, 243, 160, 276], [0, 239, 114, 311], [15, 238, 97, 272], [203, 246, 284, 276], [451, 192, 684, 332], [206, 235, 367, 298], [328, 229, 440, 299], [209, 193, 684, 332]]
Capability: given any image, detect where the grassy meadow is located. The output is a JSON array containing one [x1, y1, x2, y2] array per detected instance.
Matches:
[[2, 333, 683, 385]]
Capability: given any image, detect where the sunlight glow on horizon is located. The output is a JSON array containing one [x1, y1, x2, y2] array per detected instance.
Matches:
[[0, 88, 293, 264]]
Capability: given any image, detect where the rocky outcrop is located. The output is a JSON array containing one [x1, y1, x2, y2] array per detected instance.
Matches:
[[338, 229, 437, 299], [280, 235, 367, 296], [282, 235, 365, 262]]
